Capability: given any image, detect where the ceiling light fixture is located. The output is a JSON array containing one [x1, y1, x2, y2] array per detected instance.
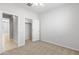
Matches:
[[26, 3, 44, 7], [32, 3, 44, 7]]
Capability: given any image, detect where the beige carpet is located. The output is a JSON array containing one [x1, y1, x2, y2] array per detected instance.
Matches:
[[1, 40, 79, 55]]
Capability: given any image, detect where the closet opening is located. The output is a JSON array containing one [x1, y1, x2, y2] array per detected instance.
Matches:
[[25, 18, 32, 43]]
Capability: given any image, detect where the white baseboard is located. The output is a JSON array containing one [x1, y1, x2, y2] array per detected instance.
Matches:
[[42, 40, 79, 52]]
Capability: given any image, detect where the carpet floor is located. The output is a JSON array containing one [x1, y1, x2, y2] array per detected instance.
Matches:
[[1, 40, 79, 55]]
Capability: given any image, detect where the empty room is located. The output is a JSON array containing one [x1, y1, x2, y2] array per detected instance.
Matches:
[[0, 3, 79, 55]]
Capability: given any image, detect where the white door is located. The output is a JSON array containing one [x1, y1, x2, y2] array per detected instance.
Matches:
[[32, 20, 39, 41]]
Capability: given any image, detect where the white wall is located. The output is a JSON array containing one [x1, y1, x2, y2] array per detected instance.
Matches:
[[0, 18, 3, 53], [40, 4, 79, 51], [0, 3, 39, 53]]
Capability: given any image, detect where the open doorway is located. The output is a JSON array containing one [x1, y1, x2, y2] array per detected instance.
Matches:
[[25, 18, 32, 43], [2, 13, 18, 51]]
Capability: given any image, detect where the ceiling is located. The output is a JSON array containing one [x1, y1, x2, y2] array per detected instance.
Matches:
[[19, 3, 65, 14]]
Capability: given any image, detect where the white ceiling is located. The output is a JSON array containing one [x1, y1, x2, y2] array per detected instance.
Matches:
[[19, 3, 65, 14]]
